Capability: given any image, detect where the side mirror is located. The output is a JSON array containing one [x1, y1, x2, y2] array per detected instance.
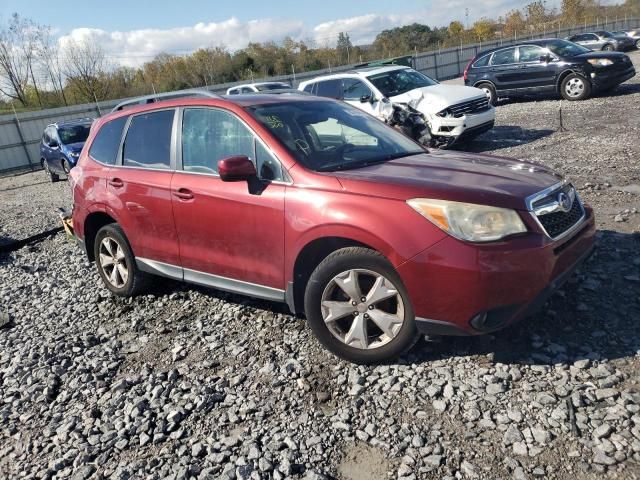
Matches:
[[50, 140, 59, 148], [218, 155, 256, 182], [360, 94, 373, 103]]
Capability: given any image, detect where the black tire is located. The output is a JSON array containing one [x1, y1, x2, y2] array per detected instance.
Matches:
[[62, 159, 70, 175], [636, 39, 640, 49], [602, 44, 615, 52], [304, 247, 419, 364], [477, 82, 497, 106], [560, 73, 592, 101], [94, 224, 151, 297], [43, 159, 60, 183]]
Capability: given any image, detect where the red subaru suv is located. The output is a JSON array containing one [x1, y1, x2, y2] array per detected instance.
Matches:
[[70, 91, 595, 364]]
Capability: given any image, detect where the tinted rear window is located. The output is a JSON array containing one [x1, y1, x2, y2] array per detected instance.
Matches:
[[316, 79, 343, 99], [472, 55, 490, 68], [123, 110, 174, 170], [89, 117, 127, 165]]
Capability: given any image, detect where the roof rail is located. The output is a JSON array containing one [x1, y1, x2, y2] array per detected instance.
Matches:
[[111, 90, 221, 112]]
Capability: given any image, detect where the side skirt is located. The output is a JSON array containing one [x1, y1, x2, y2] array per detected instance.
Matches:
[[136, 257, 286, 303]]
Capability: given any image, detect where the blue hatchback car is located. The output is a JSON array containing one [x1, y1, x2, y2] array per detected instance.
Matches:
[[40, 118, 93, 182]]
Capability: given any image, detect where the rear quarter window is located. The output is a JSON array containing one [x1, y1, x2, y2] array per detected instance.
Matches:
[[472, 55, 490, 68], [88, 117, 127, 165], [316, 79, 343, 99]]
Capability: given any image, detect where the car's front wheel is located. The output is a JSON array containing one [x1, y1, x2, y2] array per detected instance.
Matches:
[[602, 44, 615, 52], [94, 224, 150, 296], [304, 247, 419, 364], [43, 160, 60, 183], [561, 73, 592, 101]]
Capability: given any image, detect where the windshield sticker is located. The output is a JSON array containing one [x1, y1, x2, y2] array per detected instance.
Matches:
[[264, 115, 285, 129]]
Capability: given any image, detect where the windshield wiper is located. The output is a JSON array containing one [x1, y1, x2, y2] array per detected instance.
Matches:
[[316, 151, 425, 172]]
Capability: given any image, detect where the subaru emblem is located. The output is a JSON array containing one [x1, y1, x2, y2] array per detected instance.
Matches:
[[557, 192, 573, 212]]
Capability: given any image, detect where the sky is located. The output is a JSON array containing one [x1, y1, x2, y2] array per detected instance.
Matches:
[[1, 0, 562, 67]]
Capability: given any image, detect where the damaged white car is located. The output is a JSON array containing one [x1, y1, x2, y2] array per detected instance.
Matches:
[[299, 66, 495, 148]]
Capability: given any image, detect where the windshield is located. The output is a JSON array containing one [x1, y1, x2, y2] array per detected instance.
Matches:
[[367, 68, 438, 97], [58, 125, 90, 145], [256, 83, 291, 91], [546, 39, 591, 57], [246, 100, 425, 172]]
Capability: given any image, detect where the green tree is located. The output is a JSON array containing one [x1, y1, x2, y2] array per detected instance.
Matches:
[[504, 9, 526, 37], [336, 32, 353, 63], [472, 18, 496, 41]]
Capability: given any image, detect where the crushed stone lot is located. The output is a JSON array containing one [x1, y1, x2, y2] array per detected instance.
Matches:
[[1, 51, 640, 480]]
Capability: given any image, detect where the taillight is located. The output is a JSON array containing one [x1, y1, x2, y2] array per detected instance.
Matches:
[[463, 58, 474, 82]]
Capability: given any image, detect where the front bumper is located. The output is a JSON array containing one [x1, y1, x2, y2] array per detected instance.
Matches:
[[428, 107, 495, 138], [592, 66, 636, 89], [397, 205, 596, 336]]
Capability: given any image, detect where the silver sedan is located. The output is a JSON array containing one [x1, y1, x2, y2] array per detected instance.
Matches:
[[567, 31, 635, 51]]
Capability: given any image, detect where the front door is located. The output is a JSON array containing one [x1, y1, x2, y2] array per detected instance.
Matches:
[[107, 108, 181, 266], [170, 107, 286, 294], [516, 45, 558, 93]]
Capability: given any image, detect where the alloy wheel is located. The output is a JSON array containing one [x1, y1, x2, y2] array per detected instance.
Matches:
[[320, 269, 406, 350], [99, 236, 129, 288], [481, 86, 493, 103], [564, 77, 585, 98]]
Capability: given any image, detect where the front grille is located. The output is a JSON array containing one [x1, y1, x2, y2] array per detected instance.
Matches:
[[448, 96, 490, 117], [537, 196, 584, 238]]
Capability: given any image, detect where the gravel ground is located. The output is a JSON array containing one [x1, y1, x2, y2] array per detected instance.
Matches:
[[1, 51, 640, 480]]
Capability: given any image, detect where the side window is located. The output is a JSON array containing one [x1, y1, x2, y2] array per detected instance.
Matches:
[[490, 48, 517, 65], [123, 110, 174, 170], [89, 116, 127, 165], [256, 141, 284, 181], [241, 87, 254, 94], [342, 79, 372, 101], [316, 79, 342, 99], [228, 89, 239, 95], [473, 55, 490, 68], [588, 34, 599, 40], [518, 46, 545, 63], [182, 108, 253, 174], [302, 83, 314, 93]]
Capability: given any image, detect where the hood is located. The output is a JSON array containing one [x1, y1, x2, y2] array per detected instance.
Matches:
[[332, 151, 564, 210], [389, 84, 486, 113], [63, 142, 85, 154], [574, 51, 628, 61]]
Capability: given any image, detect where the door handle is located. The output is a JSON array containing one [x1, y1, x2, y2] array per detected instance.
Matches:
[[108, 178, 124, 188], [173, 188, 194, 201]]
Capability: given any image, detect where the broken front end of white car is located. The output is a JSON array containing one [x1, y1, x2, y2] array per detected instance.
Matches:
[[384, 89, 496, 149]]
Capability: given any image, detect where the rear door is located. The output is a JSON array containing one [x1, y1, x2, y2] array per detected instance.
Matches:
[[488, 47, 519, 95], [107, 108, 181, 266], [516, 45, 557, 93], [170, 107, 286, 293]]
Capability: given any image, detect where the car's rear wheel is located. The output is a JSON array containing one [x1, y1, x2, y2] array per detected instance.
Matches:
[[94, 224, 150, 296], [602, 44, 615, 52], [43, 160, 60, 183], [477, 82, 497, 106], [561, 73, 591, 101], [304, 247, 419, 364]]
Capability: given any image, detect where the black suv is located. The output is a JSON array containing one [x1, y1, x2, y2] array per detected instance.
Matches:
[[464, 38, 635, 104]]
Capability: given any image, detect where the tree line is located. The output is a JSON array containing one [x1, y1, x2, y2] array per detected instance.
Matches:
[[1, 0, 638, 112]]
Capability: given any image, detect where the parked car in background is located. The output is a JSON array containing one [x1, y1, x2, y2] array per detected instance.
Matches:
[[465, 39, 635, 103], [612, 29, 640, 49], [566, 31, 635, 51], [226, 82, 291, 95], [298, 66, 495, 148], [40, 118, 93, 182], [70, 91, 595, 364]]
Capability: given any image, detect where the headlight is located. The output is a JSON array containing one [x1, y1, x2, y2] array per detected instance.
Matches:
[[587, 58, 614, 66], [436, 108, 452, 117], [407, 198, 527, 242]]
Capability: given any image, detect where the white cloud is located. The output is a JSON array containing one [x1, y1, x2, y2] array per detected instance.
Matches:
[[58, 17, 305, 67], [56, 1, 563, 67]]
